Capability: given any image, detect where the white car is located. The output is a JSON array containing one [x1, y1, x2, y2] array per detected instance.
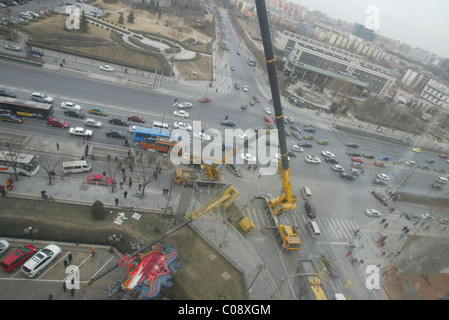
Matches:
[[332, 164, 344, 172], [85, 118, 102, 128], [173, 122, 192, 131], [69, 127, 93, 137], [377, 173, 390, 181], [321, 151, 335, 158], [264, 107, 272, 114], [306, 155, 321, 164], [240, 153, 256, 162], [173, 110, 189, 118], [239, 133, 250, 140], [0, 240, 10, 256], [4, 44, 21, 52], [436, 176, 449, 184], [129, 125, 136, 133], [193, 132, 211, 142], [61, 101, 82, 111], [290, 145, 303, 152], [31, 92, 54, 104], [99, 65, 114, 72], [242, 85, 248, 92], [21, 244, 61, 278], [365, 209, 381, 217], [177, 102, 193, 109]]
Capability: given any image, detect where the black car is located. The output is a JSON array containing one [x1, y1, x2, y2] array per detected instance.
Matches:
[[346, 142, 359, 148], [221, 120, 235, 127], [304, 201, 316, 218], [324, 157, 338, 164], [340, 172, 356, 180], [106, 129, 126, 139], [348, 151, 362, 157], [373, 178, 387, 186], [241, 104, 247, 110], [371, 190, 389, 206], [109, 118, 129, 126], [0, 88, 16, 98], [287, 151, 297, 158], [64, 109, 85, 118], [321, 255, 340, 279], [299, 142, 313, 148], [304, 127, 316, 133], [363, 153, 375, 159]]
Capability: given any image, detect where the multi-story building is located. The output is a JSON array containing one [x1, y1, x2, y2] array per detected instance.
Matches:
[[275, 30, 395, 96], [401, 69, 432, 94], [420, 79, 449, 111]]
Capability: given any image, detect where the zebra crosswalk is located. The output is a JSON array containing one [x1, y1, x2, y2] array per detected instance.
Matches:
[[241, 206, 360, 240]]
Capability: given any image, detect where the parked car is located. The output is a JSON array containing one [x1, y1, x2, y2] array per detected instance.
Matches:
[[21, 244, 61, 278], [332, 164, 344, 172], [106, 129, 126, 139], [109, 118, 129, 126], [0, 244, 37, 272], [324, 157, 338, 164], [64, 109, 85, 119], [0, 240, 10, 256], [0, 87, 16, 97], [47, 117, 69, 128], [87, 174, 114, 186]]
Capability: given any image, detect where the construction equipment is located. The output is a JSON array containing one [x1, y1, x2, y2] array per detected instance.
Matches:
[[255, 0, 297, 215], [201, 146, 237, 181], [265, 194, 301, 251], [174, 168, 197, 184], [297, 260, 327, 300]]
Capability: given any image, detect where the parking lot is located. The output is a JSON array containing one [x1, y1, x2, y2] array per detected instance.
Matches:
[[0, 239, 125, 300]]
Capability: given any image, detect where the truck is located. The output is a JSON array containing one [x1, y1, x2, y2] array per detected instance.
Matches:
[[69, 127, 93, 137], [296, 260, 327, 300], [265, 194, 301, 251]]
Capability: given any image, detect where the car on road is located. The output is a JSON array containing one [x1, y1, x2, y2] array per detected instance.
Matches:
[[221, 120, 235, 127], [106, 129, 126, 139], [252, 96, 260, 103], [69, 127, 93, 137], [412, 148, 421, 153], [127, 115, 145, 123], [231, 66, 236, 71], [348, 168, 361, 176], [88, 107, 108, 116], [431, 183, 444, 190], [379, 155, 390, 161], [64, 109, 85, 119], [174, 110, 189, 118], [436, 176, 449, 184], [199, 97, 212, 103], [264, 107, 271, 114], [332, 164, 344, 172], [31, 92, 54, 104], [264, 116, 274, 123], [99, 65, 114, 72], [306, 155, 321, 164], [365, 209, 381, 217], [351, 162, 364, 169], [0, 240, 10, 256], [4, 44, 21, 52], [0, 113, 23, 123], [177, 102, 193, 109], [374, 160, 386, 167], [439, 154, 449, 159], [87, 174, 114, 186], [0, 244, 36, 272], [317, 139, 328, 145], [234, 83, 240, 89], [304, 127, 316, 133], [109, 118, 129, 126], [372, 190, 389, 206], [346, 142, 359, 148], [61, 101, 82, 111], [299, 142, 313, 148], [348, 151, 362, 157], [340, 172, 356, 180], [377, 173, 390, 181], [241, 104, 248, 110], [322, 151, 335, 158], [0, 87, 16, 98], [290, 145, 303, 152], [321, 255, 340, 279], [304, 201, 316, 218], [304, 124, 315, 128], [242, 85, 248, 92], [47, 117, 69, 128], [240, 153, 256, 162], [21, 244, 61, 278], [290, 125, 301, 132], [303, 135, 315, 140], [85, 118, 102, 128], [226, 163, 244, 177], [287, 151, 297, 158], [363, 153, 376, 159], [426, 159, 435, 164], [193, 132, 212, 142], [405, 213, 420, 220], [373, 178, 388, 186], [173, 122, 192, 131], [351, 157, 364, 163], [324, 157, 338, 164]]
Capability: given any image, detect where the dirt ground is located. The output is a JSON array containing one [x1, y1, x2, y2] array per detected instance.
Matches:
[[0, 197, 247, 300]]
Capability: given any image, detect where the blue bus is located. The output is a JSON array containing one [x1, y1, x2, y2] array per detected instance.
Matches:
[[133, 126, 171, 142]]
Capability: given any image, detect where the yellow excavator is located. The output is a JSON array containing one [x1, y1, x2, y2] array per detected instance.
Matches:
[[200, 146, 237, 181]]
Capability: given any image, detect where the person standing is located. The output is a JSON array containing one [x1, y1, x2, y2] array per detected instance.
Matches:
[[128, 177, 132, 188], [68, 253, 73, 264], [115, 198, 119, 206], [56, 143, 59, 150], [83, 137, 86, 144], [123, 175, 126, 184], [63, 282, 67, 293], [91, 247, 95, 257], [124, 190, 128, 199], [63, 260, 69, 268], [119, 181, 123, 190]]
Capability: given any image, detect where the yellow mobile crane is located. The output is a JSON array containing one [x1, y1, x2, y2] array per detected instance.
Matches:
[[255, 0, 300, 251]]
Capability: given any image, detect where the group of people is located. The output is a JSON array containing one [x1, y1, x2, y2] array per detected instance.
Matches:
[[0, 177, 14, 196]]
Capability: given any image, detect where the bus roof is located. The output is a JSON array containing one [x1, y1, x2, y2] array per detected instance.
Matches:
[[134, 126, 171, 138], [0, 97, 52, 110], [0, 151, 36, 163]]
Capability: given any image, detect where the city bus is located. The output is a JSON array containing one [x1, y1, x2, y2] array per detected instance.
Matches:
[[0, 97, 54, 120], [0, 151, 40, 176], [133, 126, 171, 142], [134, 126, 181, 154]]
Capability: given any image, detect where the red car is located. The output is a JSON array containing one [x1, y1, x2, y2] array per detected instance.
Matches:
[[47, 117, 69, 128], [264, 115, 274, 123], [87, 174, 114, 186], [128, 115, 145, 123], [351, 157, 364, 163], [439, 154, 449, 159], [0, 244, 37, 272]]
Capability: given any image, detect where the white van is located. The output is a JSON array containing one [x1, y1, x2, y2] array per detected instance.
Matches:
[[307, 221, 321, 238], [63, 160, 91, 174], [153, 121, 170, 131], [301, 187, 312, 200]]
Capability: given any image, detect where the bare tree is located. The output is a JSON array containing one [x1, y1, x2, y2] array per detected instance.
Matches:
[[33, 142, 64, 186], [102, 155, 122, 193], [134, 149, 160, 199]]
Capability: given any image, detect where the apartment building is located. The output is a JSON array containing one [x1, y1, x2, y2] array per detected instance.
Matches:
[[420, 79, 449, 111]]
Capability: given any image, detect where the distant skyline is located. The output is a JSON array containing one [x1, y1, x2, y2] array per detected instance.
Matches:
[[291, 0, 449, 58]]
